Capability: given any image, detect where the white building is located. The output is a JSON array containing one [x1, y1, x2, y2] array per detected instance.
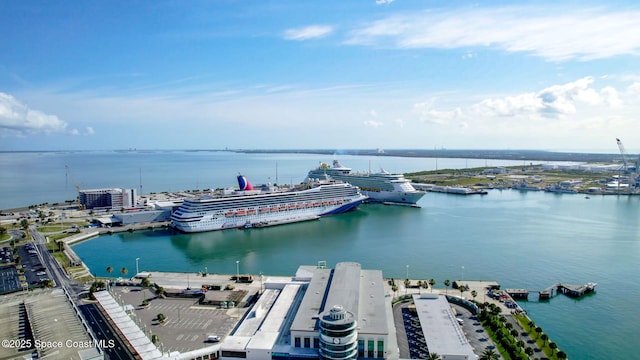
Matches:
[[219, 262, 397, 360]]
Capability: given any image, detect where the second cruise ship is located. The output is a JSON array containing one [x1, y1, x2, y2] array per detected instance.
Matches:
[[306, 160, 425, 206], [171, 175, 367, 233]]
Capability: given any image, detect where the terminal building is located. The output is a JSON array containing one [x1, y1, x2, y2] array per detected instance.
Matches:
[[219, 262, 398, 360], [79, 188, 137, 210]]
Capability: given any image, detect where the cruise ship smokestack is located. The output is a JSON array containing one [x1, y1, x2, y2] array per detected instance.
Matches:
[[237, 175, 254, 190]]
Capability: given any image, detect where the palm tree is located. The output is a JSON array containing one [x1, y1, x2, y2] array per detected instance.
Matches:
[[535, 326, 543, 339], [541, 333, 549, 345], [471, 290, 478, 302], [427, 352, 441, 360], [549, 342, 558, 354], [428, 278, 436, 292], [106, 266, 113, 276], [525, 347, 534, 356], [479, 348, 499, 360], [444, 279, 451, 295], [458, 284, 467, 298], [557, 350, 567, 359], [120, 267, 128, 277]]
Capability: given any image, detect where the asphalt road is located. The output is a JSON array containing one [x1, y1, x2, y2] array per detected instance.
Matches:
[[79, 303, 136, 360], [29, 227, 136, 360]]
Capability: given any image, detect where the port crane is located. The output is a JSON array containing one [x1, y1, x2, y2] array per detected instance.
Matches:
[[615, 138, 640, 188]]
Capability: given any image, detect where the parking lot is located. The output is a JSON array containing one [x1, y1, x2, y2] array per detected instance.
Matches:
[[16, 243, 50, 288], [401, 307, 430, 358], [113, 286, 244, 354], [0, 265, 21, 294]]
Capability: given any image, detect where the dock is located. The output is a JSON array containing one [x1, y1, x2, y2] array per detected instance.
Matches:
[[506, 282, 597, 301]]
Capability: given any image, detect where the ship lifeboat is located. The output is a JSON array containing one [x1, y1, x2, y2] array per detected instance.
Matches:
[[337, 200, 343, 205], [259, 208, 269, 213], [270, 206, 278, 211], [288, 204, 296, 210], [296, 204, 304, 209], [225, 211, 234, 217], [247, 209, 257, 215], [306, 203, 313, 208], [235, 210, 246, 216], [278, 206, 286, 211]]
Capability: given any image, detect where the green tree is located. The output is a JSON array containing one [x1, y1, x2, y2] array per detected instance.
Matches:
[[428, 278, 436, 292], [557, 350, 567, 359], [524, 347, 534, 356], [120, 267, 128, 277], [479, 348, 499, 360], [141, 277, 151, 288], [535, 326, 542, 339], [458, 284, 467, 298], [0, 226, 7, 238], [20, 219, 29, 230], [471, 289, 478, 302], [157, 313, 166, 323], [106, 266, 113, 276], [444, 279, 451, 295], [427, 353, 441, 360], [549, 341, 558, 354], [541, 333, 549, 345]]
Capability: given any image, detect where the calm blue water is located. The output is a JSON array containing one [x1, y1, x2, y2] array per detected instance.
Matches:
[[2, 151, 638, 359]]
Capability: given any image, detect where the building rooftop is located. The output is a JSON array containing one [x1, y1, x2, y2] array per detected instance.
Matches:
[[290, 262, 389, 336], [412, 293, 476, 359]]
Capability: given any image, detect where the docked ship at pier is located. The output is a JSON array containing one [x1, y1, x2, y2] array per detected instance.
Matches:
[[170, 175, 367, 233], [306, 160, 425, 206]]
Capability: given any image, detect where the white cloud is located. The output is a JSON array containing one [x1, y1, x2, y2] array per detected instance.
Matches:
[[393, 118, 405, 128], [628, 82, 640, 96], [346, 6, 640, 61], [283, 25, 334, 41], [473, 77, 622, 119], [0, 92, 70, 135], [86, 126, 95, 135], [376, 0, 394, 4], [414, 101, 463, 125], [363, 120, 383, 128]]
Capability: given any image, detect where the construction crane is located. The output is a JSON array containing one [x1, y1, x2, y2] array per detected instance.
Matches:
[[616, 138, 635, 172], [65, 165, 85, 209], [616, 138, 640, 189]]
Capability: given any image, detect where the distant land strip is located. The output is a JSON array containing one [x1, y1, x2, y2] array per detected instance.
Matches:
[[235, 149, 626, 163]]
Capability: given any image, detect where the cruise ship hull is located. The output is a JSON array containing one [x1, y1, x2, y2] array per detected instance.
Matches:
[[171, 181, 366, 233], [362, 188, 425, 205]]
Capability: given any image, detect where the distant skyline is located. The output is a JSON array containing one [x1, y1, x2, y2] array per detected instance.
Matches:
[[1, 1, 640, 153]]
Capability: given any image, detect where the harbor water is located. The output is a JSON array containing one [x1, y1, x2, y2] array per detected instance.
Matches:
[[2, 151, 639, 359]]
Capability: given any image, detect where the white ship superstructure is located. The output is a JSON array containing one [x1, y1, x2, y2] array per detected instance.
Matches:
[[170, 175, 366, 233], [306, 160, 425, 205]]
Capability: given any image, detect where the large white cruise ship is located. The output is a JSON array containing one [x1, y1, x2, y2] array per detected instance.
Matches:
[[170, 175, 367, 233], [306, 160, 425, 206]]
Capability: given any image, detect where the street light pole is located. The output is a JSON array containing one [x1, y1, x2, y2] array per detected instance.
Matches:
[[136, 257, 140, 276], [236, 260, 240, 283]]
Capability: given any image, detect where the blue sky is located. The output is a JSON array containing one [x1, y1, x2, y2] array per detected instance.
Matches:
[[1, 0, 640, 152]]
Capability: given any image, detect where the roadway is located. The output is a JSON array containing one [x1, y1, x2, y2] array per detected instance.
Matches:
[[29, 227, 137, 360]]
